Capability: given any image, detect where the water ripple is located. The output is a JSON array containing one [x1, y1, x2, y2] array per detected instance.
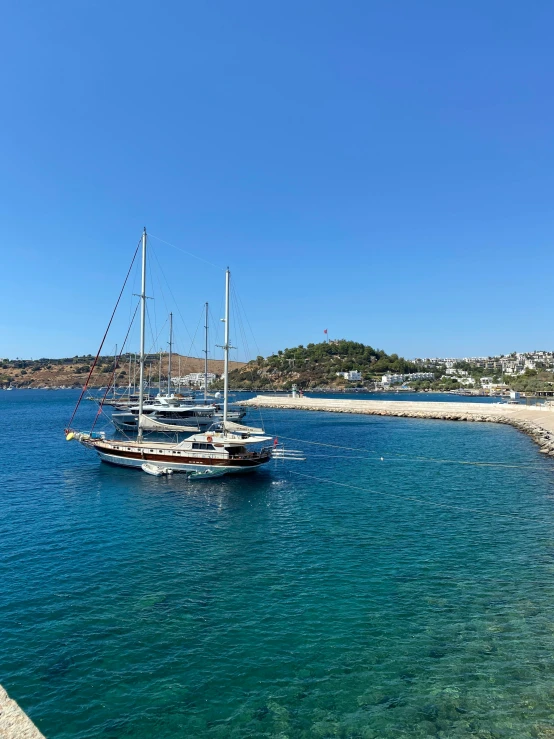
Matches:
[[2, 392, 554, 737]]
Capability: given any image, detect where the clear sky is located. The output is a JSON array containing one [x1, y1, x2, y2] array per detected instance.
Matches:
[[2, 0, 554, 361]]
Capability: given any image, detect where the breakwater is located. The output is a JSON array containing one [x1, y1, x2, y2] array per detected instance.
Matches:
[[0, 685, 44, 738], [243, 396, 554, 454]]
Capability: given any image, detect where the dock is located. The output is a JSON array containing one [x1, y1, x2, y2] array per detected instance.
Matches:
[[0, 685, 45, 738], [242, 396, 554, 453]]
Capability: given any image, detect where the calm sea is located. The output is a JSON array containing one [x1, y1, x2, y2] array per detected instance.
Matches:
[[2, 390, 554, 738]]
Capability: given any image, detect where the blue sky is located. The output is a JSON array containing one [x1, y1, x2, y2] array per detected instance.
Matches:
[[2, 0, 554, 362]]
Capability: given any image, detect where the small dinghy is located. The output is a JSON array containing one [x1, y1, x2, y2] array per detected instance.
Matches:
[[141, 463, 174, 477]]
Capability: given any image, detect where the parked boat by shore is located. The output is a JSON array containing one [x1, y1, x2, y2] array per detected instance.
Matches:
[[111, 394, 245, 432]]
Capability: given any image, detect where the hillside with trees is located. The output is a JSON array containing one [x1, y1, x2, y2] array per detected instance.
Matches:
[[221, 340, 434, 390], [0, 354, 244, 388]]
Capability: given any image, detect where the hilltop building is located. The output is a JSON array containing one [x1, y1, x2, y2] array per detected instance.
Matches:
[[336, 370, 363, 381]]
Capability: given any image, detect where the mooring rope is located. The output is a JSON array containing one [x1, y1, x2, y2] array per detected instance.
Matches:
[[278, 435, 549, 470], [287, 469, 548, 523], [65, 239, 141, 433]]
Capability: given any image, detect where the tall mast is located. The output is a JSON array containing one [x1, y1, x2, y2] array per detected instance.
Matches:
[[113, 344, 117, 398], [159, 350, 162, 396], [204, 302, 209, 403], [137, 227, 147, 441], [168, 312, 173, 396], [223, 269, 230, 426]]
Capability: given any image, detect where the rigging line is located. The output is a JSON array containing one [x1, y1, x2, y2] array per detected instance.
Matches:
[[207, 303, 224, 389], [146, 256, 158, 353], [232, 282, 263, 357], [148, 233, 225, 271], [287, 470, 549, 524], [277, 435, 549, 470], [233, 282, 275, 435], [145, 304, 165, 366], [231, 282, 280, 435], [129, 249, 140, 327], [231, 284, 277, 437], [145, 304, 156, 358], [208, 303, 223, 364], [66, 238, 141, 432], [148, 247, 173, 335], [149, 316, 169, 360], [300, 452, 548, 471], [231, 288, 248, 363], [148, 242, 196, 347], [231, 287, 269, 432], [90, 302, 140, 432], [185, 305, 205, 363]]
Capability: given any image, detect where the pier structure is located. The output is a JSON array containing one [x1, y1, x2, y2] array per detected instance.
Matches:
[[0, 685, 45, 738], [242, 396, 554, 453]]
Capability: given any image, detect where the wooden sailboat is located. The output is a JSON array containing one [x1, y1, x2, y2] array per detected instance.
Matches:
[[67, 229, 273, 476]]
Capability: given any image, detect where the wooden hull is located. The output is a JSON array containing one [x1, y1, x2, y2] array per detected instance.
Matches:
[[90, 441, 271, 475]]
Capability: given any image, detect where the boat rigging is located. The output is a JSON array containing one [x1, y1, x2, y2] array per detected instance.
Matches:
[[65, 228, 276, 477]]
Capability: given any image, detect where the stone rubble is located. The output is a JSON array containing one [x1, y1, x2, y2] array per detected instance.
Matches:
[[0, 685, 45, 739]]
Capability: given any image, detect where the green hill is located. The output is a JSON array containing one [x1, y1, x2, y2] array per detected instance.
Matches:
[[224, 340, 430, 390]]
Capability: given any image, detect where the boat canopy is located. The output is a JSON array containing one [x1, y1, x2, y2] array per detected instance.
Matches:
[[223, 420, 265, 435], [176, 431, 272, 447], [138, 414, 198, 433]]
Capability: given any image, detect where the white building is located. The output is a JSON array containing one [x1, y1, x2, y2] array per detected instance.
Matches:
[[405, 372, 435, 381], [382, 372, 435, 385], [172, 372, 217, 388], [381, 374, 405, 385], [336, 370, 363, 381]]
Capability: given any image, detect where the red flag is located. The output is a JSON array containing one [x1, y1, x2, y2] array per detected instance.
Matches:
[[274, 438, 278, 447], [323, 329, 328, 334]]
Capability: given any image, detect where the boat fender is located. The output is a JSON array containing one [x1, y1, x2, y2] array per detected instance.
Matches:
[[66, 432, 75, 441], [206, 435, 213, 442]]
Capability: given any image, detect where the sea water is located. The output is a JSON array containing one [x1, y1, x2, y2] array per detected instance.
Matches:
[[2, 390, 554, 738]]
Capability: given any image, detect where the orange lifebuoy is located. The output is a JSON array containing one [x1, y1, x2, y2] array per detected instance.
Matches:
[[206, 435, 213, 443]]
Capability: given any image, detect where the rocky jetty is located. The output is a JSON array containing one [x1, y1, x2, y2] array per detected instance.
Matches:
[[242, 396, 554, 454], [0, 685, 45, 738]]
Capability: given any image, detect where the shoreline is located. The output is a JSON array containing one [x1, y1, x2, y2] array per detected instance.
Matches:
[[242, 396, 554, 456]]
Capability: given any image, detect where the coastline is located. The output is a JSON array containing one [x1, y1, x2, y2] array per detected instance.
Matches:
[[243, 395, 554, 455]]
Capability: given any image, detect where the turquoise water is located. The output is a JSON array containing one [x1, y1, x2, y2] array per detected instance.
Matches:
[[3, 391, 554, 738]]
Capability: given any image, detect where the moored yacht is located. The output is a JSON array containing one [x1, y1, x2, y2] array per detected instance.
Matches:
[[66, 229, 273, 477], [82, 424, 272, 475], [111, 395, 245, 432]]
